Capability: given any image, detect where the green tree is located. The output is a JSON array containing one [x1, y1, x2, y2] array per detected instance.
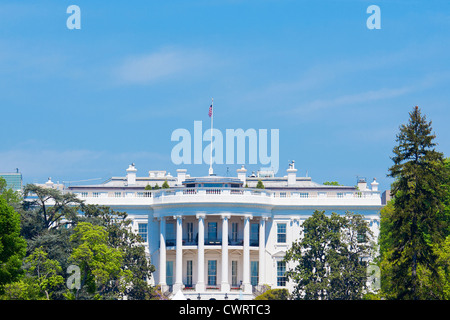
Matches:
[[15, 184, 155, 300], [23, 184, 82, 230], [1, 279, 40, 300], [328, 212, 374, 299], [254, 288, 289, 300], [384, 106, 448, 299], [415, 236, 450, 299], [80, 205, 155, 299], [24, 247, 64, 299], [0, 197, 27, 294], [0, 177, 22, 206], [162, 180, 170, 189], [20, 185, 77, 282], [396, 158, 450, 300], [284, 210, 372, 300], [2, 247, 64, 300], [323, 181, 342, 186], [256, 180, 265, 189], [68, 222, 132, 299]]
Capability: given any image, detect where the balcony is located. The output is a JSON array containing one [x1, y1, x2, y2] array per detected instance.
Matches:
[[72, 186, 381, 208], [229, 238, 259, 247], [165, 237, 199, 246], [164, 236, 259, 247]]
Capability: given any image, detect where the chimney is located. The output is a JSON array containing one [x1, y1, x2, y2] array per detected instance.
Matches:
[[45, 177, 54, 188], [370, 178, 379, 191], [177, 169, 187, 185], [357, 177, 367, 191], [287, 160, 297, 186], [126, 163, 137, 186], [237, 165, 247, 185]]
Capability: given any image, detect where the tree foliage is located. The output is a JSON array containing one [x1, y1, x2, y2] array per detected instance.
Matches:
[[2, 247, 64, 300], [284, 210, 373, 300], [382, 106, 449, 299], [68, 222, 131, 299], [256, 180, 265, 189], [79, 204, 155, 299], [323, 181, 341, 186], [0, 177, 22, 206], [0, 185, 156, 300], [23, 184, 82, 230], [254, 288, 289, 300], [0, 197, 27, 294]]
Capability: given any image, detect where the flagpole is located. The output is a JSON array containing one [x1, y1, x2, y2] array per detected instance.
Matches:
[[209, 98, 214, 176]]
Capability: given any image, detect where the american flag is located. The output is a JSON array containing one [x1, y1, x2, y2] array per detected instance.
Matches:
[[208, 104, 213, 117]]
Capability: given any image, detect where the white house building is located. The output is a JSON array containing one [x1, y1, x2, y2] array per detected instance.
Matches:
[[42, 161, 382, 300]]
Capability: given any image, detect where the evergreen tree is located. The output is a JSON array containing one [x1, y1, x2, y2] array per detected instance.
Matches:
[[385, 106, 447, 299]]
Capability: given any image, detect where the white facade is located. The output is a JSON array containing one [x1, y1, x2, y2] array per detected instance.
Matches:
[[49, 162, 382, 300]]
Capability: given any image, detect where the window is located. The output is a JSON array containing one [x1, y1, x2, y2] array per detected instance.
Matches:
[[277, 223, 287, 243], [166, 261, 173, 286], [208, 222, 218, 241], [114, 192, 122, 198], [187, 222, 194, 243], [337, 192, 344, 198], [250, 223, 259, 246], [186, 260, 193, 287], [166, 223, 175, 246], [280, 192, 287, 198], [81, 192, 88, 198], [251, 261, 259, 286], [204, 183, 222, 188], [92, 192, 100, 198], [357, 230, 367, 243], [138, 223, 148, 242], [299, 192, 309, 198], [232, 261, 238, 287], [231, 223, 238, 243], [208, 260, 217, 286], [277, 261, 286, 287]]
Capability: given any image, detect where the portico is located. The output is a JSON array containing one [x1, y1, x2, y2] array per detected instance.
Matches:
[[157, 213, 267, 297]]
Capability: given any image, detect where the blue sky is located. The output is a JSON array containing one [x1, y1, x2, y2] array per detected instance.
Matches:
[[1, 0, 450, 192]]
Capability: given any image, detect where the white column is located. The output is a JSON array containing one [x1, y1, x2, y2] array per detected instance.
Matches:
[[159, 217, 167, 289], [221, 214, 230, 292], [196, 214, 205, 292], [243, 214, 252, 293], [258, 217, 267, 287], [173, 215, 183, 292]]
